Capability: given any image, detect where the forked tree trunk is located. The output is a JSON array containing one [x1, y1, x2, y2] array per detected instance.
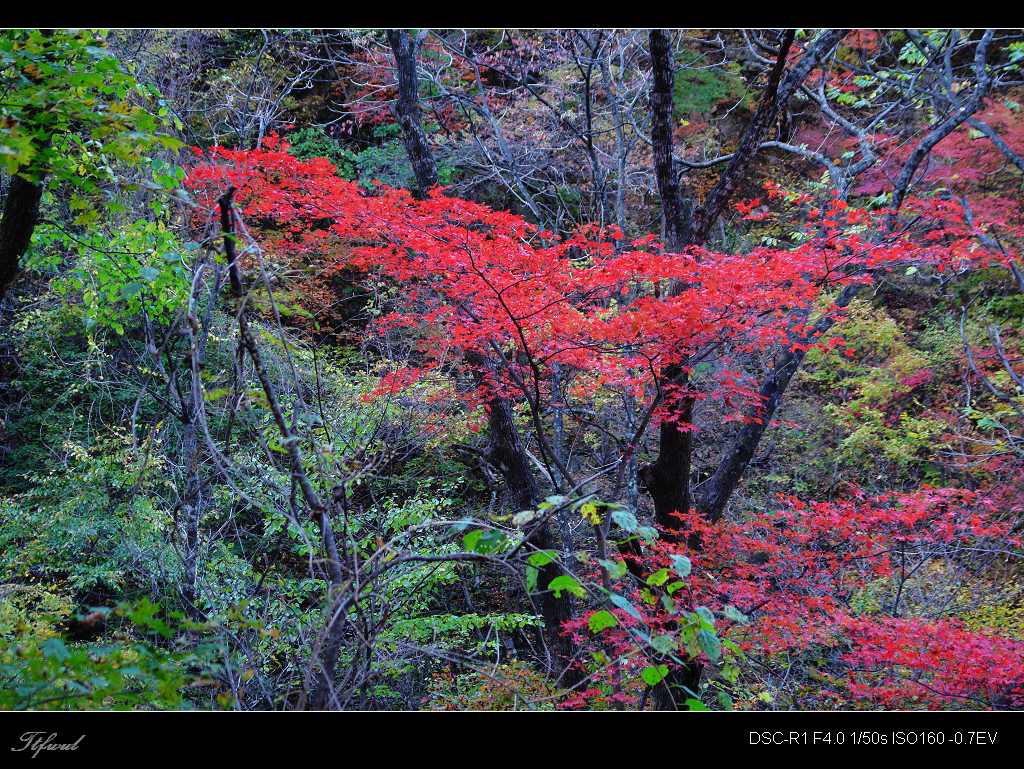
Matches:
[[644, 28, 846, 710]]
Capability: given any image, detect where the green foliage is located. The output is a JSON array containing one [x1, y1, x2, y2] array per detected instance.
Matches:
[[0, 431, 178, 597], [834, 411, 946, 470], [848, 579, 888, 616], [0, 589, 199, 710], [0, 29, 180, 193], [285, 126, 357, 179], [584, 523, 741, 704], [355, 138, 416, 189], [641, 664, 669, 685], [961, 603, 1024, 640], [673, 49, 751, 116], [4, 28, 1020, 713], [803, 299, 946, 475], [587, 609, 618, 633], [548, 574, 585, 598], [0, 298, 179, 496], [391, 612, 541, 656], [426, 661, 557, 710], [353, 125, 456, 190], [30, 219, 190, 335]]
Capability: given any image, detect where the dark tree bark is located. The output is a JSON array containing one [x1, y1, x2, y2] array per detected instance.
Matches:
[[0, 32, 51, 305], [219, 186, 244, 297], [645, 29, 847, 532], [638, 375, 693, 541], [387, 29, 439, 198], [239, 309, 348, 709], [482, 385, 541, 513], [386, 31, 578, 680], [642, 31, 697, 536], [466, 352, 578, 682], [648, 30, 688, 251], [695, 283, 860, 522], [887, 30, 993, 223], [694, 28, 986, 524], [686, 30, 848, 244], [0, 174, 44, 303], [644, 28, 847, 711]]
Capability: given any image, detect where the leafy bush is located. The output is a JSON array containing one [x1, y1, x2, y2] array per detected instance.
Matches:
[[0, 590, 198, 710], [0, 432, 178, 597], [426, 662, 558, 710], [673, 49, 752, 115], [285, 126, 358, 179], [30, 218, 190, 335]]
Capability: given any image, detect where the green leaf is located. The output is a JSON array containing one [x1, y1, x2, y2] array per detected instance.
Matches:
[[526, 550, 557, 592], [611, 508, 638, 533], [547, 575, 585, 599], [41, 637, 69, 661], [597, 558, 627, 579], [647, 568, 670, 587], [641, 664, 669, 686], [695, 606, 715, 626], [650, 634, 676, 654], [637, 525, 659, 542], [526, 566, 539, 593], [685, 698, 709, 711], [526, 550, 557, 567], [587, 610, 618, 633], [609, 593, 642, 620], [511, 509, 536, 527], [697, 628, 721, 662], [462, 529, 483, 551], [463, 528, 506, 554], [722, 605, 749, 624], [670, 555, 692, 577]]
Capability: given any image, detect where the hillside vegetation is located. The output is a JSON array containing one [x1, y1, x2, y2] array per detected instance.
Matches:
[[1, 28, 1022, 711]]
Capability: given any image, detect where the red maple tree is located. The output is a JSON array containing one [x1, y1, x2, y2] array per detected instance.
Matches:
[[186, 135, 1024, 710]]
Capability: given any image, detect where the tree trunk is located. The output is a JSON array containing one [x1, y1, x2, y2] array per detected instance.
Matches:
[[387, 29, 438, 198], [639, 366, 693, 540], [467, 352, 578, 682], [0, 174, 44, 303], [219, 186, 244, 296], [645, 29, 847, 533], [386, 29, 577, 682], [696, 283, 860, 521], [643, 28, 846, 710], [645, 33, 695, 537], [648, 30, 688, 252]]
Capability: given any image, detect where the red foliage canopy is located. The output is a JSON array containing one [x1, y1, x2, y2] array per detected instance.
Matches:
[[186, 136, 1024, 710]]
